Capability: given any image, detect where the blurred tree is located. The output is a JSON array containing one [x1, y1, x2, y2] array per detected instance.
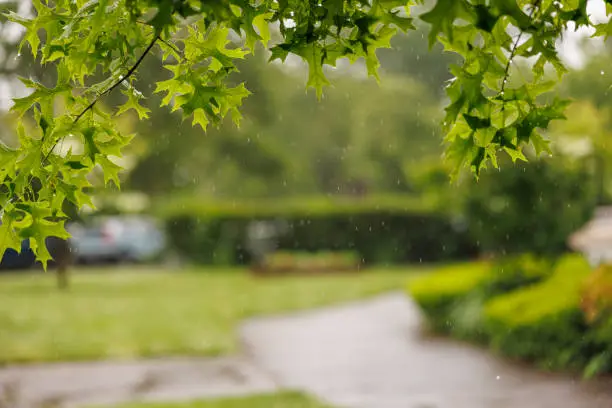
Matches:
[[557, 50, 612, 204], [378, 22, 459, 95], [547, 101, 612, 204], [123, 52, 443, 198], [465, 155, 597, 258]]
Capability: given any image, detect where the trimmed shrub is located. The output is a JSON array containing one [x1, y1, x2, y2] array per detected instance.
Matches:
[[483, 255, 593, 371], [409, 253, 612, 377], [408, 261, 491, 333], [160, 195, 478, 266], [409, 254, 556, 340]]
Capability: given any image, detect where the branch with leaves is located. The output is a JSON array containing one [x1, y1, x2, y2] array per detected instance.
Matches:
[[2, 0, 611, 265]]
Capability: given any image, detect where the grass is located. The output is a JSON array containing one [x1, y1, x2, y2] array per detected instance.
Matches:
[[93, 391, 331, 408], [0, 265, 420, 364]]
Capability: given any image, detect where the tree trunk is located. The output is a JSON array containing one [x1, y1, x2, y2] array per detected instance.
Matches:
[[46, 237, 73, 291]]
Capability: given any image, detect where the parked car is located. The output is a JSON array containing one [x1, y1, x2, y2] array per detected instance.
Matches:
[[0, 239, 35, 271], [68, 215, 166, 265]]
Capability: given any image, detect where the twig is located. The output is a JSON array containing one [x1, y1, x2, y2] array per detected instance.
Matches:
[[41, 34, 160, 164], [159, 37, 183, 59], [500, 1, 540, 97], [72, 33, 160, 124]]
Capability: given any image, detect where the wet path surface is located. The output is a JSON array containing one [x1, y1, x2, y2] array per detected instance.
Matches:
[[0, 357, 277, 408], [240, 292, 612, 408]]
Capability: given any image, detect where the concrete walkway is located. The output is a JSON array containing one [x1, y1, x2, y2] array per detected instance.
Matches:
[[0, 357, 277, 408], [240, 292, 612, 408]]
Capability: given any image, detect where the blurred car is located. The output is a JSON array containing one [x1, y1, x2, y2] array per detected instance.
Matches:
[[67, 215, 166, 265], [0, 239, 36, 271]]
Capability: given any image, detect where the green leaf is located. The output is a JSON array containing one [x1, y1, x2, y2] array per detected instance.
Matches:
[[16, 202, 70, 270], [504, 146, 527, 163], [295, 43, 330, 99], [147, 0, 175, 35], [82, 127, 101, 161], [11, 77, 70, 117], [463, 114, 490, 130], [420, 0, 475, 47], [0, 219, 22, 256], [117, 87, 151, 119], [252, 12, 275, 48], [65, 160, 89, 170], [96, 155, 123, 187], [531, 132, 552, 156]]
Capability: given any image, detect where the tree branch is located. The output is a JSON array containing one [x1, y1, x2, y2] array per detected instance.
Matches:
[[73, 33, 161, 124], [500, 2, 539, 97], [41, 34, 160, 165]]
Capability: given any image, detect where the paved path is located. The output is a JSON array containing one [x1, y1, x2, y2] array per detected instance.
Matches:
[[240, 292, 612, 408], [0, 357, 277, 408]]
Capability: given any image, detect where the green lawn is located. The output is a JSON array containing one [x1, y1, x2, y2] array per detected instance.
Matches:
[[95, 391, 330, 408], [0, 266, 420, 363]]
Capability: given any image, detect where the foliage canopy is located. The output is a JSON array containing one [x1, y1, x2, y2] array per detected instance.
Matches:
[[3, 0, 612, 265]]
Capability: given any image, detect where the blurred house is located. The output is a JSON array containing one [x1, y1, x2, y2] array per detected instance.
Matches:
[[569, 206, 612, 267]]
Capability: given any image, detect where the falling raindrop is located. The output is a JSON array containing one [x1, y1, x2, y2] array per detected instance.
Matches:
[[601, 70, 605, 75]]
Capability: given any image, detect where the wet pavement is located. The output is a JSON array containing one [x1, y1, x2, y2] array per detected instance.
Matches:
[[0, 357, 277, 408], [240, 292, 612, 408]]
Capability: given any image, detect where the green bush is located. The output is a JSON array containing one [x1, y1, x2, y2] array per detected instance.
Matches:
[[578, 265, 612, 377], [465, 158, 596, 257], [160, 195, 478, 266], [408, 254, 555, 340], [409, 253, 612, 376], [408, 261, 491, 329], [483, 254, 554, 295], [483, 255, 592, 371]]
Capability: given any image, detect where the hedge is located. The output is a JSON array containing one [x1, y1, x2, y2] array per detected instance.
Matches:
[[408, 261, 491, 333], [408, 254, 553, 338], [158, 195, 478, 265], [483, 256, 593, 371], [409, 254, 612, 377]]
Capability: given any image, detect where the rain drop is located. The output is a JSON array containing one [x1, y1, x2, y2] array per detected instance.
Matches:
[[601, 70, 605, 75], [496, 375, 501, 380]]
